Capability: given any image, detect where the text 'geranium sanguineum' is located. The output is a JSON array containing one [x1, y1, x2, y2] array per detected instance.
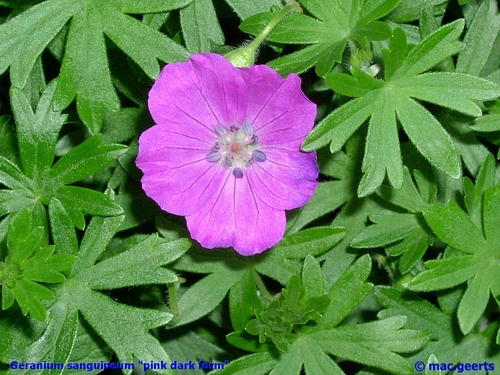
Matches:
[[136, 53, 318, 256]]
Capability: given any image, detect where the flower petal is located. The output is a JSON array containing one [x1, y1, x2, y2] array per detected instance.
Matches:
[[137, 126, 225, 216], [247, 148, 319, 210], [239, 65, 316, 150], [186, 175, 286, 255], [149, 53, 248, 131]]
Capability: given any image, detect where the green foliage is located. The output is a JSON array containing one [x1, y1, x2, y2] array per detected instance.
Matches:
[[303, 21, 500, 196], [1, 208, 76, 321], [0, 213, 191, 375], [1, 0, 500, 373], [0, 0, 190, 133], [241, 0, 401, 76], [0, 81, 126, 247], [410, 155, 500, 335], [219, 255, 429, 375]]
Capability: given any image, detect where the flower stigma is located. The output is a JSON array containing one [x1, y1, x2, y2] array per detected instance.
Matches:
[[205, 120, 266, 178]]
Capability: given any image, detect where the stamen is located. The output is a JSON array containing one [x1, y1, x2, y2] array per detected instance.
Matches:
[[214, 124, 227, 137], [206, 151, 221, 162], [252, 150, 267, 162], [250, 134, 259, 145], [243, 120, 254, 136], [229, 125, 239, 132], [212, 141, 220, 151], [233, 168, 244, 178], [223, 156, 232, 168]]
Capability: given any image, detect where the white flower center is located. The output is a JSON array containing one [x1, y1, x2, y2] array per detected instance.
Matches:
[[206, 120, 266, 178]]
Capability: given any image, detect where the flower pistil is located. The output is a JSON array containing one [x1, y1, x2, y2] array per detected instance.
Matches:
[[206, 120, 266, 179]]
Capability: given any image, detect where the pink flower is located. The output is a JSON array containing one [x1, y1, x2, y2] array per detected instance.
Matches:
[[136, 53, 318, 256]]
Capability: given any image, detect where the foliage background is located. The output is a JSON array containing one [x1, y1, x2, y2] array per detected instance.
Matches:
[[1, 0, 500, 374]]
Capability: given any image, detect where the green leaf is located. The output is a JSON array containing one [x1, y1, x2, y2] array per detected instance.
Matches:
[[463, 154, 496, 228], [319, 254, 373, 329], [393, 19, 464, 79], [2, 208, 75, 321], [22, 246, 77, 283], [1, 301, 78, 375], [423, 200, 486, 253], [313, 316, 430, 375], [0, 155, 35, 192], [302, 93, 374, 152], [211, 352, 275, 375], [269, 336, 343, 375], [358, 90, 402, 196], [483, 186, 500, 241], [273, 227, 347, 259], [77, 290, 173, 367], [48, 198, 78, 255], [351, 213, 422, 248], [55, 186, 123, 218], [76, 236, 189, 289], [395, 73, 500, 117], [394, 95, 461, 179], [7, 208, 43, 264], [471, 113, 500, 132], [410, 255, 479, 291], [304, 19, 495, 194], [180, 0, 224, 53], [0, 0, 189, 133], [0, 115, 18, 160], [410, 185, 500, 333], [361, 0, 404, 23], [378, 167, 432, 213], [457, 273, 490, 334], [286, 181, 353, 234], [301, 255, 324, 299], [49, 134, 127, 186], [224, 0, 281, 20], [173, 269, 242, 327], [241, 0, 400, 75], [388, 0, 448, 23], [0, 190, 34, 218], [10, 81, 66, 182], [229, 269, 263, 332], [70, 215, 125, 276], [456, 0, 500, 76], [10, 279, 53, 321], [376, 286, 500, 368], [326, 69, 385, 98]]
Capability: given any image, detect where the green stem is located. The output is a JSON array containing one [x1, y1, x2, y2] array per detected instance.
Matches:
[[167, 282, 179, 317], [254, 272, 273, 301], [247, 3, 299, 51]]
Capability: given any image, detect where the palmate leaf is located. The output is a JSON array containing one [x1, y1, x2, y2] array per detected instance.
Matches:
[[303, 21, 500, 196], [215, 256, 429, 375], [409, 165, 500, 335], [376, 286, 500, 373], [0, 80, 126, 236], [351, 166, 436, 273], [240, 0, 401, 76], [0, 0, 190, 133], [170, 227, 346, 328], [1, 208, 76, 321], [0, 213, 191, 375], [0, 81, 127, 244]]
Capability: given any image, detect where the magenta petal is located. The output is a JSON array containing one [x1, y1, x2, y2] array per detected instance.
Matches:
[[149, 53, 248, 130], [247, 149, 319, 210], [138, 53, 319, 256], [239, 65, 316, 150], [186, 176, 286, 255], [137, 126, 226, 216]]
